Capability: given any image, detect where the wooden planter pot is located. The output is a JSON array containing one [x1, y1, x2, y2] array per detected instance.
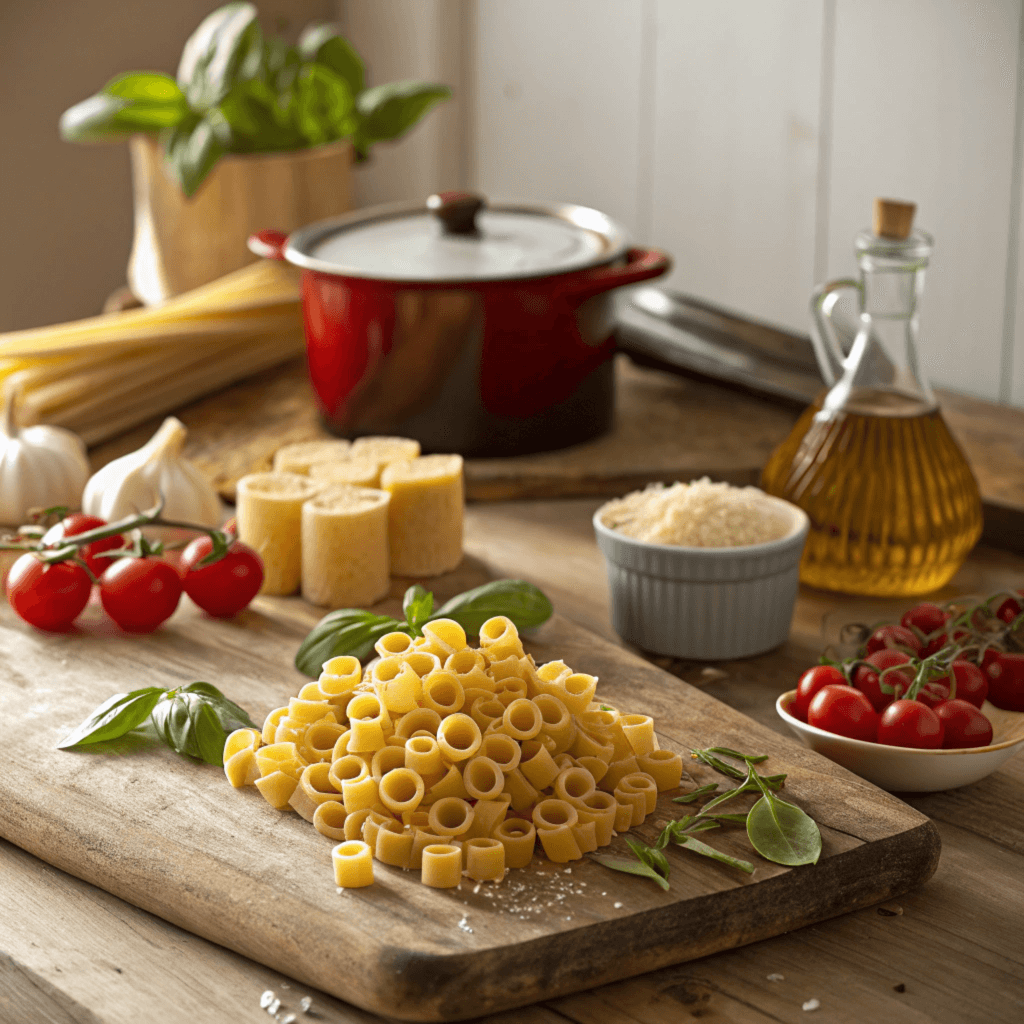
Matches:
[[127, 135, 352, 305]]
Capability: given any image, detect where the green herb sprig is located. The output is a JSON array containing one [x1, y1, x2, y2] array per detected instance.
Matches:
[[58, 682, 255, 765], [294, 580, 553, 676], [593, 747, 822, 889]]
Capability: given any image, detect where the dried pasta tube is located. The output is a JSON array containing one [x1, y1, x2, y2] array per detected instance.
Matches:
[[538, 826, 583, 863], [536, 661, 572, 695], [351, 435, 421, 466], [255, 742, 307, 780], [224, 727, 261, 759], [464, 795, 511, 840], [273, 439, 352, 475], [554, 766, 596, 803], [342, 774, 379, 813], [379, 768, 426, 816], [375, 827, 415, 869], [331, 731, 353, 760], [298, 681, 325, 701], [403, 738, 443, 784], [401, 651, 442, 679], [519, 740, 560, 790], [465, 838, 505, 881], [620, 715, 658, 757], [274, 718, 305, 745], [421, 844, 463, 888], [479, 616, 524, 661], [445, 649, 494, 692], [494, 677, 529, 703], [309, 456, 383, 487], [421, 671, 465, 717], [553, 753, 578, 773], [613, 784, 647, 827], [301, 486, 391, 608], [375, 631, 416, 659], [436, 713, 482, 762], [318, 656, 363, 703], [494, 818, 537, 869], [501, 699, 543, 741], [225, 748, 260, 788], [343, 808, 374, 841], [236, 472, 322, 595], [362, 812, 401, 850], [290, 763, 343, 822], [404, 810, 431, 831], [254, 771, 298, 809], [313, 800, 348, 841], [554, 673, 598, 716], [619, 772, 659, 815], [599, 756, 641, 793], [571, 819, 599, 854], [347, 693, 388, 753], [569, 729, 615, 763], [395, 707, 442, 739], [638, 750, 684, 791], [534, 694, 574, 752], [428, 765, 470, 802], [303, 721, 346, 763], [470, 698, 506, 733], [576, 755, 609, 784], [428, 797, 475, 838], [613, 799, 635, 833], [463, 756, 505, 801], [572, 791, 618, 846], [502, 768, 539, 812], [421, 618, 467, 658], [333, 840, 374, 888], [532, 799, 579, 834], [261, 707, 288, 745], [372, 659, 422, 714], [479, 733, 521, 774], [409, 828, 441, 870], [381, 454, 463, 577], [371, 746, 408, 782], [288, 697, 331, 725]]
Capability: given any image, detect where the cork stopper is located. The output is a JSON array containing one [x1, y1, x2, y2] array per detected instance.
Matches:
[[873, 198, 916, 240]]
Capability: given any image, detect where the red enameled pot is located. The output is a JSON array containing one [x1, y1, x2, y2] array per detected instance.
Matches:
[[249, 192, 670, 456]]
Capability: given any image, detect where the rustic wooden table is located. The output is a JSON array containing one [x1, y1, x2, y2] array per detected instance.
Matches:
[[2, 493, 1022, 1024]]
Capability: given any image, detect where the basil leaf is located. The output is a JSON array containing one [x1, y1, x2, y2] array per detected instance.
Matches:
[[180, 682, 255, 733], [150, 687, 251, 766], [591, 855, 670, 891], [163, 113, 226, 196], [193, 701, 228, 765], [433, 580, 553, 636], [747, 794, 822, 867], [298, 24, 364, 96], [403, 585, 434, 632], [353, 80, 451, 155], [216, 78, 302, 151], [295, 609, 407, 676], [672, 833, 755, 874], [292, 64, 355, 147], [177, 2, 262, 110], [673, 783, 720, 804], [57, 687, 167, 749], [151, 692, 196, 758], [105, 71, 185, 104], [59, 91, 186, 142]]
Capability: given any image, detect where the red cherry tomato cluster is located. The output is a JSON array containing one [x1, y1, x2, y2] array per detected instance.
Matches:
[[4, 513, 263, 634], [792, 589, 1024, 751]]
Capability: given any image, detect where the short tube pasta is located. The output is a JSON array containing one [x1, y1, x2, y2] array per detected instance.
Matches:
[[463, 757, 505, 801], [494, 819, 536, 869], [519, 740, 560, 790], [313, 801, 348, 841], [478, 616, 525, 661], [637, 750, 684, 791], [618, 772, 659, 815], [421, 671, 465, 716], [273, 439, 351, 475], [465, 838, 505, 881], [405, 735, 443, 778], [333, 840, 374, 887], [309, 456, 382, 488], [378, 768, 426, 815], [375, 827, 414, 868], [428, 797, 475, 837], [421, 844, 463, 888], [436, 713, 482, 762], [421, 618, 467, 657], [620, 714, 658, 756], [502, 699, 543, 741], [479, 733, 521, 773]]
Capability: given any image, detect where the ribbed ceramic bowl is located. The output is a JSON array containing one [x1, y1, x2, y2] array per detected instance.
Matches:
[[592, 496, 809, 660], [776, 690, 1024, 792]]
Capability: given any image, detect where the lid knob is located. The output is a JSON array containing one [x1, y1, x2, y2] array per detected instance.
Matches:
[[427, 191, 485, 235], [873, 198, 916, 240]]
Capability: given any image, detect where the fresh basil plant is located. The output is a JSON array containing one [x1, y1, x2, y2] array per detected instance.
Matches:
[[59, 2, 451, 196]]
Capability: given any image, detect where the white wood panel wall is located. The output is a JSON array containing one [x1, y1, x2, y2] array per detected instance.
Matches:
[[351, 0, 1024, 407]]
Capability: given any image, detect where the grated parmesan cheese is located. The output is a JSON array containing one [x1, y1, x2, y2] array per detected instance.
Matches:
[[599, 477, 791, 548]]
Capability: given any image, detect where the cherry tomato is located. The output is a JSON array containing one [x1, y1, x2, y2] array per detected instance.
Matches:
[[792, 664, 848, 721], [917, 661, 988, 710], [995, 591, 1023, 625], [877, 699, 944, 749], [5, 553, 92, 631], [179, 535, 263, 617], [99, 557, 182, 632], [807, 685, 879, 742], [933, 699, 993, 749], [42, 514, 123, 578], [853, 649, 914, 712], [900, 602, 948, 637], [983, 651, 1024, 712], [864, 624, 922, 658]]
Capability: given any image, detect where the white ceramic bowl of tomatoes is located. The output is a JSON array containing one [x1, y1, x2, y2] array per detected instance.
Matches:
[[776, 594, 1024, 792]]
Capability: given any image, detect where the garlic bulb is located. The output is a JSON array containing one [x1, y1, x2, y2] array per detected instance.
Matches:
[[0, 376, 90, 526], [83, 416, 221, 530]]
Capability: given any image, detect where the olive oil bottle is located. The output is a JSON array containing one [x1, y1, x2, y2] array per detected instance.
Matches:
[[761, 200, 982, 596]]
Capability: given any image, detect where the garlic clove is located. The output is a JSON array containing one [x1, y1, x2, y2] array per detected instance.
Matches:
[[82, 416, 222, 533]]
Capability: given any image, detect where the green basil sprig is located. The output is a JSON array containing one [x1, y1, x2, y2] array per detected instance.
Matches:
[[59, 2, 450, 196], [294, 579, 554, 677], [58, 682, 255, 766]]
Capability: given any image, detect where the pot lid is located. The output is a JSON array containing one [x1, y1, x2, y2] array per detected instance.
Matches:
[[283, 192, 628, 283]]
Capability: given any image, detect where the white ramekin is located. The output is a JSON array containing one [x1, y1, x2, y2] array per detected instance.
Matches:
[[592, 496, 809, 660]]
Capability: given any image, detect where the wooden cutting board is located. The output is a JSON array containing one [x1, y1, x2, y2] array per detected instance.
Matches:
[[0, 559, 939, 1022]]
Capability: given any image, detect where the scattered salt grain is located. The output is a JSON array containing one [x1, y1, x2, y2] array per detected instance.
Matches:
[[260, 991, 276, 1009], [767, 974, 784, 982], [299, 996, 313, 1013], [267, 998, 281, 1015], [457, 916, 473, 933], [278, 1015, 296, 1024], [614, 902, 623, 909], [563, 867, 572, 874], [802, 998, 820, 1012]]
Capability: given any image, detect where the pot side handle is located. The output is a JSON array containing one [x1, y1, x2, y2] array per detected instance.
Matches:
[[247, 229, 288, 261], [559, 247, 672, 302]]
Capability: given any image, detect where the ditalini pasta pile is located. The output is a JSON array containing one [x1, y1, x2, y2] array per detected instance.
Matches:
[[223, 616, 683, 889]]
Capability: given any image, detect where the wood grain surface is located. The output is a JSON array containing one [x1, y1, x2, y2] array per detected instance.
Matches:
[[0, 557, 938, 1022], [88, 355, 1024, 553], [2, 501, 1023, 1023]]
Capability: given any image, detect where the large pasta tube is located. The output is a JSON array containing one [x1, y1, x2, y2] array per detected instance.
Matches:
[[273, 439, 352, 475], [236, 472, 322, 595], [381, 455, 464, 577], [301, 486, 391, 608]]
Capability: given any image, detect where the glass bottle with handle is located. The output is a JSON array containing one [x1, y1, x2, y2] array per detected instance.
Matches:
[[761, 199, 983, 596]]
